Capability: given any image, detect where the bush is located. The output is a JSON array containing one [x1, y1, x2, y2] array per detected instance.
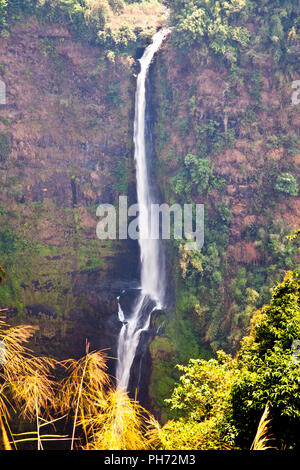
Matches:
[[275, 173, 298, 196], [231, 271, 300, 448], [170, 153, 214, 199], [162, 270, 300, 449], [0, 0, 8, 29], [168, 0, 250, 61], [0, 132, 11, 162]]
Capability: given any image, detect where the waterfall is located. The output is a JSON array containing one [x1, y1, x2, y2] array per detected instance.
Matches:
[[116, 28, 171, 392]]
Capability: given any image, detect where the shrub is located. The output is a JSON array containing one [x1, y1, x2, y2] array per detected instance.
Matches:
[[275, 173, 298, 196], [0, 132, 11, 162]]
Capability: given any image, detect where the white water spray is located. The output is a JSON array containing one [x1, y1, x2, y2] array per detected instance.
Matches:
[[116, 28, 170, 392]]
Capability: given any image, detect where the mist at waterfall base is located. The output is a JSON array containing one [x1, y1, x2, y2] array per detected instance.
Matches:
[[115, 29, 171, 399]]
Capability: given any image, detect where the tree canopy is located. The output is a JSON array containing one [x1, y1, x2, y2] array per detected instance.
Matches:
[[0, 0, 164, 51], [161, 270, 300, 450]]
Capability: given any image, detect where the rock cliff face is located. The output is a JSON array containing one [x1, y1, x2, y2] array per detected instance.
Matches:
[[147, 37, 300, 418], [0, 18, 139, 368], [151, 42, 300, 254], [1, 13, 300, 417]]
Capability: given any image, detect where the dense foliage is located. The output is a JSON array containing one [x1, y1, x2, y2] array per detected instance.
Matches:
[[231, 270, 300, 448], [166, 0, 300, 67], [275, 173, 298, 197], [167, 0, 250, 63], [0, 0, 164, 51], [148, 0, 300, 417], [160, 270, 300, 450]]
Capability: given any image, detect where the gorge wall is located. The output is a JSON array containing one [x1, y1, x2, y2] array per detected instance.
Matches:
[[0, 8, 300, 420], [147, 33, 300, 417], [0, 18, 139, 366]]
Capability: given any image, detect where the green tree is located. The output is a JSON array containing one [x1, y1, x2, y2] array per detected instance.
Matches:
[[168, 0, 250, 60], [270, 14, 284, 42], [184, 153, 213, 195], [231, 270, 300, 449], [161, 351, 238, 450], [162, 270, 300, 449], [170, 153, 214, 199], [275, 173, 298, 196], [0, 0, 7, 29]]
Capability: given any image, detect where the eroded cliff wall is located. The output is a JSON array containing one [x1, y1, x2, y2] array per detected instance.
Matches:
[[0, 17, 139, 363], [148, 35, 300, 418]]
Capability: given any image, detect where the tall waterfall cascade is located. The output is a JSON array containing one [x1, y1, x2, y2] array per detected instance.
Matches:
[[116, 28, 171, 392]]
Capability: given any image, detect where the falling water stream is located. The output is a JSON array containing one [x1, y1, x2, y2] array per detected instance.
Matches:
[[116, 28, 171, 392]]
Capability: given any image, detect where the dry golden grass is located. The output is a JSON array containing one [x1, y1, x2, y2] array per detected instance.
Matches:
[[0, 415, 12, 450], [82, 388, 153, 450], [57, 344, 156, 450], [145, 414, 165, 449], [0, 266, 6, 285], [251, 404, 276, 450], [58, 348, 110, 414], [0, 318, 59, 449], [0, 320, 57, 419], [57, 343, 111, 449], [0, 318, 159, 451]]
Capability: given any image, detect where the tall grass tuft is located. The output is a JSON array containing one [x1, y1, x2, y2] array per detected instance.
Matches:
[[57, 342, 111, 449], [82, 388, 153, 450], [0, 318, 158, 451], [0, 318, 57, 449], [251, 404, 276, 450]]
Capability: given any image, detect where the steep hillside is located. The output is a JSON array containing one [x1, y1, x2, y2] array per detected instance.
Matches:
[[0, 16, 140, 361], [148, 0, 300, 416], [0, 1, 299, 423]]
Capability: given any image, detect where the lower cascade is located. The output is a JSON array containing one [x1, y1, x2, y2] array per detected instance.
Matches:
[[116, 28, 171, 393]]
